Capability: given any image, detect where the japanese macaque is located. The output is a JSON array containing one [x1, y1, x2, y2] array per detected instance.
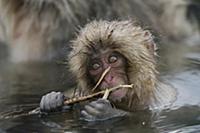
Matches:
[[40, 20, 176, 121]]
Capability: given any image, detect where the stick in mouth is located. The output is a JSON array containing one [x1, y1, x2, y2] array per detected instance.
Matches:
[[91, 66, 111, 92], [64, 66, 133, 104], [64, 84, 133, 105]]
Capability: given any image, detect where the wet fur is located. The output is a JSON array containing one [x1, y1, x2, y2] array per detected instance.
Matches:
[[69, 20, 176, 111]]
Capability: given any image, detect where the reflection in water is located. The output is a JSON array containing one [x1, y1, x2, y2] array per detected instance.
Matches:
[[0, 46, 200, 132], [0, 62, 76, 132], [155, 106, 200, 133]]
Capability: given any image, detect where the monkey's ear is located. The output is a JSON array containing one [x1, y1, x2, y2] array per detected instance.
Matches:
[[143, 31, 158, 57]]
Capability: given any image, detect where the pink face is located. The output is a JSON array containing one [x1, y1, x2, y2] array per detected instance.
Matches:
[[88, 50, 129, 102]]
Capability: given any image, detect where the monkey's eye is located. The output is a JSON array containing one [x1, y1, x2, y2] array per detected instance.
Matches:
[[108, 55, 118, 63], [91, 63, 101, 70]]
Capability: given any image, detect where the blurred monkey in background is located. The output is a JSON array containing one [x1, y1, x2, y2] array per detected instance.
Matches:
[[0, 0, 199, 63], [0, 0, 89, 62]]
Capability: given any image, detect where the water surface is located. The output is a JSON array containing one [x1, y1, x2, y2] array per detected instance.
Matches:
[[0, 44, 200, 133]]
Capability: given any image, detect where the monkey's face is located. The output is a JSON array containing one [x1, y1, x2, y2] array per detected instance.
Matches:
[[88, 49, 129, 102]]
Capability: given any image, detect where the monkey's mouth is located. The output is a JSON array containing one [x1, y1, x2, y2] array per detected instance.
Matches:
[[109, 87, 128, 102], [99, 82, 128, 102]]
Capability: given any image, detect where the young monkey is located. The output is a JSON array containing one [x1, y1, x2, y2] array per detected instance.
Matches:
[[40, 20, 176, 121]]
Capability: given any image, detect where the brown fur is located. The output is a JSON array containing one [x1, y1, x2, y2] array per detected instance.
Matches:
[[69, 20, 176, 111], [0, 0, 88, 62]]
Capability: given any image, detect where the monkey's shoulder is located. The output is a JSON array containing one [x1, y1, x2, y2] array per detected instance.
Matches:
[[150, 82, 177, 110]]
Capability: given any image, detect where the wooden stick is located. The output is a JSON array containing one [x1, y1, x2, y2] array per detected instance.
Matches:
[[102, 89, 110, 99], [28, 66, 129, 115], [3, 66, 131, 119], [64, 84, 133, 105], [91, 66, 111, 92], [11, 84, 133, 118]]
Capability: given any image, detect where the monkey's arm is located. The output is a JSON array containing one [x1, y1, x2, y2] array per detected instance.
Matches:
[[81, 98, 129, 121]]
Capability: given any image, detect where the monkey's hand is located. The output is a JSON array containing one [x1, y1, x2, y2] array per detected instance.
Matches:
[[81, 99, 128, 121], [40, 91, 71, 112]]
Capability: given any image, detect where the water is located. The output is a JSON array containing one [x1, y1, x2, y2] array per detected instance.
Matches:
[[0, 44, 200, 133]]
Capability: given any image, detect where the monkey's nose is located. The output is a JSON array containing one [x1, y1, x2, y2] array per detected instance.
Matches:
[[105, 74, 114, 82], [108, 76, 114, 81]]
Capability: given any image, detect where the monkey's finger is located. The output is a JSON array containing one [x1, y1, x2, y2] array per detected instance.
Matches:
[[40, 96, 45, 110], [96, 98, 110, 104], [84, 105, 101, 116], [55, 92, 64, 107], [81, 110, 95, 121], [89, 101, 108, 111], [43, 95, 51, 111], [48, 92, 58, 109], [95, 99, 111, 108]]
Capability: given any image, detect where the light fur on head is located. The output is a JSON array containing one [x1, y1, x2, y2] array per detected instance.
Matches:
[[69, 20, 175, 110]]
